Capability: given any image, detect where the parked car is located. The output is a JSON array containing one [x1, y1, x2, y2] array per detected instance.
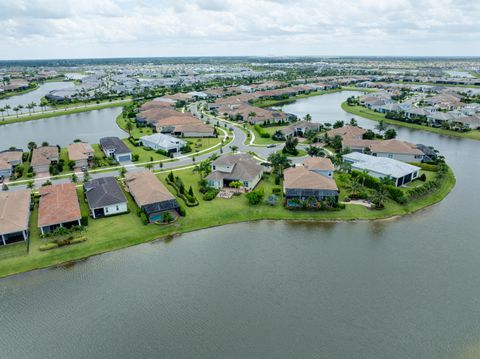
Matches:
[[267, 144, 277, 148]]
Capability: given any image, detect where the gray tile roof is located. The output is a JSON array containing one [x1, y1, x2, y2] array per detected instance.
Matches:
[[99, 137, 131, 155]]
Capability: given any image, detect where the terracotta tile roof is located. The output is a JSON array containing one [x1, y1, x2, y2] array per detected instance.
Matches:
[[326, 125, 366, 140], [303, 157, 335, 171], [369, 139, 424, 155], [0, 151, 23, 165], [284, 166, 338, 191], [31, 146, 59, 167], [125, 171, 175, 207], [68, 142, 94, 161], [38, 183, 81, 228], [0, 190, 31, 235]]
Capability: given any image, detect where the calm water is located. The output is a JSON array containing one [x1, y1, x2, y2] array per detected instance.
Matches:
[[0, 81, 75, 110], [0, 107, 125, 150], [1, 92, 480, 358]]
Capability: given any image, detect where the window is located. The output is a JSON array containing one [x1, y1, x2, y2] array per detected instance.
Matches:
[[116, 205, 119, 211]]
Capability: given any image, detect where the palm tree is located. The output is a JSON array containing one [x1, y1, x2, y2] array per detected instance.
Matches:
[[27, 141, 37, 151], [0, 107, 5, 120], [18, 105, 24, 115], [145, 163, 154, 171], [347, 176, 362, 198], [372, 187, 388, 208], [13, 107, 19, 118], [375, 120, 388, 134], [27, 181, 35, 190], [71, 173, 78, 183], [229, 145, 238, 153], [304, 114, 312, 122], [125, 121, 133, 136], [4, 104, 10, 116]]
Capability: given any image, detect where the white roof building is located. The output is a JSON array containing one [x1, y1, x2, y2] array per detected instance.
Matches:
[[342, 152, 420, 187], [140, 133, 186, 153]]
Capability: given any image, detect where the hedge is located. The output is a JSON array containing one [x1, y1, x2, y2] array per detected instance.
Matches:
[[254, 124, 271, 138]]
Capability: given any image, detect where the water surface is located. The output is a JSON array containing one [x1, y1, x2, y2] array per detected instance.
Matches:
[[0, 91, 479, 359]]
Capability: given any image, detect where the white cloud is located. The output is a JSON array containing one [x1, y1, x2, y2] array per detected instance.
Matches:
[[0, 0, 479, 59]]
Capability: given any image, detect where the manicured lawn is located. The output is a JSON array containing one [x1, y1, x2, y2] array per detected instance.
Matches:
[[342, 102, 480, 141], [246, 124, 285, 145], [0, 163, 455, 279]]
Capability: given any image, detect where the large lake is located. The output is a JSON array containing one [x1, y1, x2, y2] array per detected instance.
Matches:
[[0, 107, 125, 150], [1, 91, 480, 358]]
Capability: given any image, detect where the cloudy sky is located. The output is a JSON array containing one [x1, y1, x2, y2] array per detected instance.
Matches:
[[0, 0, 479, 60]]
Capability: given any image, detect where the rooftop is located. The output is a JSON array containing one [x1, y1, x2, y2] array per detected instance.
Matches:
[[84, 177, 127, 209], [0, 190, 31, 235], [38, 183, 81, 228], [125, 171, 175, 207]]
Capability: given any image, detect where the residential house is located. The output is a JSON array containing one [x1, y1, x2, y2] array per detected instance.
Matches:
[[67, 142, 94, 168], [38, 183, 82, 234], [283, 165, 339, 202], [303, 157, 335, 178], [0, 190, 31, 245], [99, 137, 132, 162], [31, 146, 59, 173], [342, 139, 425, 162], [206, 154, 263, 190], [0, 150, 23, 180], [280, 121, 322, 138], [343, 152, 420, 187], [141, 133, 186, 153], [84, 177, 128, 219], [325, 125, 366, 140], [125, 171, 179, 223]]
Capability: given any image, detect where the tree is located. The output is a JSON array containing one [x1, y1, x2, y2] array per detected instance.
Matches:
[[145, 163, 154, 171], [229, 145, 238, 153], [306, 145, 323, 157], [162, 211, 174, 223], [229, 181, 243, 188], [119, 167, 127, 178], [372, 187, 388, 208], [375, 120, 388, 134], [333, 120, 344, 129], [303, 114, 312, 122], [27, 181, 35, 190], [268, 152, 291, 176], [282, 136, 298, 156], [347, 176, 363, 198], [362, 130, 376, 140], [349, 118, 358, 126], [71, 173, 78, 183], [125, 121, 133, 135], [384, 128, 397, 140]]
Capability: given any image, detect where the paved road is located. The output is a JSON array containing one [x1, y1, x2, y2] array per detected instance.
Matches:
[[2, 101, 307, 192]]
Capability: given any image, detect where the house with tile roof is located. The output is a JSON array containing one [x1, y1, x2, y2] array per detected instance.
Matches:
[[67, 142, 94, 168], [31, 146, 59, 174], [205, 154, 263, 190], [84, 177, 128, 219], [0, 190, 31, 245], [38, 183, 82, 235], [125, 171, 179, 223]]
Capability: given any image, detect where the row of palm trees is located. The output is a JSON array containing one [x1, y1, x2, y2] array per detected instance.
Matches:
[[0, 100, 51, 120]]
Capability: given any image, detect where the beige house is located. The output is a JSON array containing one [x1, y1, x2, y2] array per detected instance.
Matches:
[[68, 142, 94, 168], [206, 154, 263, 190], [0, 190, 31, 245], [31, 146, 59, 173]]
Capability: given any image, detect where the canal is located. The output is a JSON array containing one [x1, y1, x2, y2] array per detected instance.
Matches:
[[0, 91, 479, 358]]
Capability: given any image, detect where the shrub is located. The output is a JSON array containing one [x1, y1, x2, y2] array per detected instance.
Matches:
[[177, 205, 186, 217], [140, 212, 149, 225], [419, 173, 427, 182], [246, 189, 264, 205], [80, 215, 89, 226], [254, 124, 271, 138], [203, 188, 219, 201], [132, 154, 140, 162], [272, 187, 282, 195], [39, 243, 59, 251]]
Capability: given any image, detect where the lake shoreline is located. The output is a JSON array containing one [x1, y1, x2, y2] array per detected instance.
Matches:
[[0, 167, 455, 279]]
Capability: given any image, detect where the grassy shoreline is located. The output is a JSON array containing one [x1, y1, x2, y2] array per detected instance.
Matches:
[[0, 83, 40, 99], [0, 100, 131, 126], [341, 102, 480, 141], [0, 165, 455, 279]]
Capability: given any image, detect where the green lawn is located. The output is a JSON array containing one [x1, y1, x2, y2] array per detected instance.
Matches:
[[246, 124, 285, 145], [341, 102, 480, 141]]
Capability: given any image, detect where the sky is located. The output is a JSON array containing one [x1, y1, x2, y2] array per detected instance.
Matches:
[[0, 0, 479, 60]]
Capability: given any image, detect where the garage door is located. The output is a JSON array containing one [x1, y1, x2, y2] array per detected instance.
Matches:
[[117, 155, 131, 162]]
